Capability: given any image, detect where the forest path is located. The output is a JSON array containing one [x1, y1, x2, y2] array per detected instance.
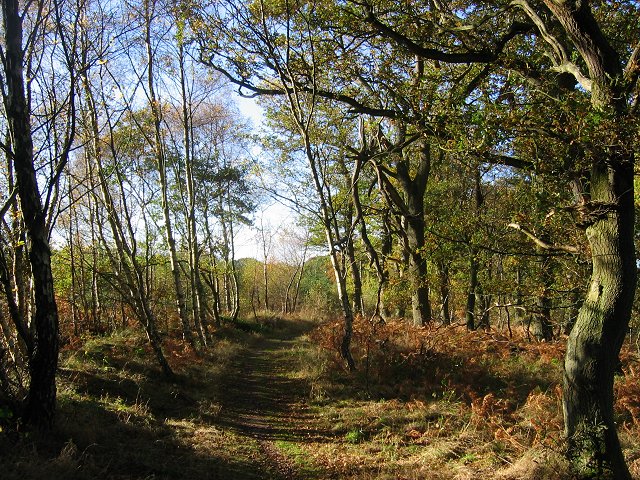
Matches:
[[216, 320, 328, 479]]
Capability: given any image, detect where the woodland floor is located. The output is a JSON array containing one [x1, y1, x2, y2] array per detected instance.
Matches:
[[2, 316, 640, 479]]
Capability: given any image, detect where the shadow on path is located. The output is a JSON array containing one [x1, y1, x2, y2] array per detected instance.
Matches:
[[217, 320, 331, 478]]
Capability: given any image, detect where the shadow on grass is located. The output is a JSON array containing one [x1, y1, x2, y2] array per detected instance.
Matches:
[[215, 332, 330, 443], [0, 393, 281, 480], [0, 317, 329, 480]]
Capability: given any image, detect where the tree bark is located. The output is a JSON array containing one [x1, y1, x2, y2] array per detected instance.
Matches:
[[292, 244, 307, 313], [396, 140, 431, 326], [143, 0, 195, 352], [227, 197, 240, 322], [563, 157, 634, 479], [532, 245, 554, 341], [535, 2, 637, 477], [81, 59, 174, 378], [437, 261, 451, 325], [3, 0, 59, 428], [465, 248, 478, 331], [260, 218, 270, 312], [346, 234, 364, 317], [178, 34, 207, 350]]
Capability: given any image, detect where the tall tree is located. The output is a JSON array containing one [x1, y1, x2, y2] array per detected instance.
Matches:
[[139, 0, 195, 351], [1, 0, 59, 428]]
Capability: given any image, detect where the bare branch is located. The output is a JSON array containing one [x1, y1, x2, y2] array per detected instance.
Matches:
[[512, 0, 592, 92], [624, 41, 640, 90], [508, 222, 579, 254]]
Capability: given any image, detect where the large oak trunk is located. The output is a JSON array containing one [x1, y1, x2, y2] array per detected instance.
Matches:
[[397, 140, 431, 326], [563, 157, 635, 479]]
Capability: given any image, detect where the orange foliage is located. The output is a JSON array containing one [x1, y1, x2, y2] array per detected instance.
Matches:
[[312, 316, 640, 455]]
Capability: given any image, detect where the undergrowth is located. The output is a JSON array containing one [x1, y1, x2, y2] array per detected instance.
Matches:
[[293, 316, 640, 479], [3, 315, 640, 479], [0, 323, 275, 480]]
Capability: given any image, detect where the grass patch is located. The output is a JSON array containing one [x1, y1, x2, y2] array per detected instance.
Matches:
[[0, 322, 279, 480], [274, 439, 321, 476]]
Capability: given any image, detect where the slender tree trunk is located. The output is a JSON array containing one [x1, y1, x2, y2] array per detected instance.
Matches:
[[81, 61, 173, 378], [7, 138, 29, 341], [219, 212, 233, 314], [514, 268, 526, 326], [3, 0, 59, 428], [292, 245, 307, 313], [476, 283, 491, 330], [346, 236, 364, 317], [175, 25, 210, 347], [90, 202, 101, 331], [532, 245, 554, 341], [466, 166, 485, 331], [351, 151, 387, 319], [143, 0, 195, 351], [82, 143, 103, 331], [260, 219, 270, 312], [437, 261, 451, 325], [466, 249, 478, 331], [275, 51, 355, 371], [203, 214, 221, 329], [283, 264, 298, 314], [227, 197, 240, 322], [68, 185, 79, 336]]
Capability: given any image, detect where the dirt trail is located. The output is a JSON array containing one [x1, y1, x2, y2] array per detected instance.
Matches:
[[216, 322, 326, 479]]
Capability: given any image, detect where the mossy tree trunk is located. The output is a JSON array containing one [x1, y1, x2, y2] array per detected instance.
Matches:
[[539, 2, 637, 477], [563, 156, 635, 478]]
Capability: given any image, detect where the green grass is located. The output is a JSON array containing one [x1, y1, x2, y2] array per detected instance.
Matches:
[[274, 440, 321, 476]]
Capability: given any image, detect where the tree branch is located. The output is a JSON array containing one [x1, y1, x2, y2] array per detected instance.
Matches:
[[475, 152, 534, 170], [508, 222, 579, 254], [361, 2, 530, 64], [512, 0, 592, 92]]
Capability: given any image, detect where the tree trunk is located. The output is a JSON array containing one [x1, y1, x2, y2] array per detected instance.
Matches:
[[83, 145, 103, 332], [292, 246, 307, 313], [397, 140, 431, 326], [81, 60, 174, 378], [476, 283, 491, 331], [204, 215, 221, 330], [514, 268, 526, 326], [283, 263, 299, 314], [466, 249, 478, 331], [227, 202, 240, 322], [563, 158, 635, 479], [534, 2, 636, 476], [3, 0, 59, 428], [437, 261, 451, 325], [68, 179, 79, 336], [144, 0, 195, 352], [532, 246, 554, 341], [346, 236, 364, 317], [261, 222, 270, 312], [351, 152, 387, 319]]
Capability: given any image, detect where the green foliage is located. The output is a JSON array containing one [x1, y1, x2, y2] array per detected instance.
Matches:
[[344, 428, 365, 444]]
